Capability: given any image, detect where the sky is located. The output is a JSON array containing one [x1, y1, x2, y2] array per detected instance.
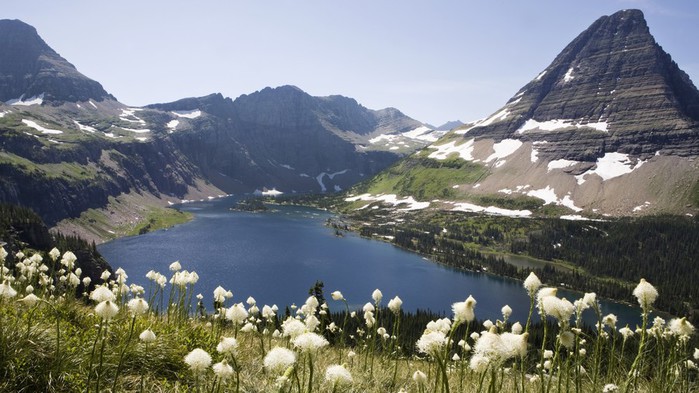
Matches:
[[5, 0, 699, 126]]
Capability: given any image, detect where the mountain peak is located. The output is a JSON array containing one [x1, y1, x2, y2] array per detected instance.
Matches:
[[459, 8, 699, 159], [0, 19, 114, 103]]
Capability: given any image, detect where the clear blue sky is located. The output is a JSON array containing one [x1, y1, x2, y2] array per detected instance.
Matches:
[[5, 0, 699, 126]]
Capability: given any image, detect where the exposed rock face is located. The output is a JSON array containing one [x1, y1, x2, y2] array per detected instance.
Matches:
[[148, 86, 426, 193], [363, 9, 699, 217], [461, 9, 699, 161], [0, 19, 114, 103]]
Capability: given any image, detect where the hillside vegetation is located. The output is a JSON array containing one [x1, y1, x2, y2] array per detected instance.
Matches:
[[0, 238, 697, 392]]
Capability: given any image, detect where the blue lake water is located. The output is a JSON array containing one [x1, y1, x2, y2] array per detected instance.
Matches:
[[98, 197, 640, 326]]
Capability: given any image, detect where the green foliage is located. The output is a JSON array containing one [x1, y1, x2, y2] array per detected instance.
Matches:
[[359, 156, 488, 200]]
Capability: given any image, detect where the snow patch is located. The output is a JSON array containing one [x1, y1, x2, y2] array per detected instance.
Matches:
[[547, 159, 579, 171], [89, 101, 98, 109], [0, 111, 9, 118], [114, 125, 150, 133], [536, 71, 547, 81], [479, 108, 510, 127], [633, 201, 651, 212], [526, 186, 582, 212], [7, 93, 44, 106], [21, 119, 63, 134], [485, 139, 522, 162], [120, 108, 146, 125], [517, 119, 608, 134], [576, 152, 645, 183], [254, 188, 283, 197], [345, 193, 430, 211], [449, 202, 532, 218], [74, 121, 97, 133], [167, 119, 180, 130], [563, 67, 575, 83], [280, 164, 294, 170], [428, 138, 475, 161], [171, 109, 202, 119]]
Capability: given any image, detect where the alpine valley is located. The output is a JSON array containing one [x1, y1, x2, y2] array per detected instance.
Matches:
[[0, 19, 442, 242]]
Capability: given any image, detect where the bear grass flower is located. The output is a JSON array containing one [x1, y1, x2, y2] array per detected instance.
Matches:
[[388, 296, 403, 315], [372, 288, 383, 304], [212, 359, 234, 380], [452, 295, 476, 323], [282, 317, 307, 339], [331, 290, 344, 301], [264, 347, 297, 372], [293, 332, 329, 352], [633, 278, 658, 312], [184, 348, 212, 374], [325, 364, 353, 386], [18, 293, 40, 307], [90, 285, 116, 303], [95, 300, 119, 321], [416, 330, 447, 357], [668, 317, 695, 338], [127, 298, 149, 316], [216, 337, 238, 356], [225, 303, 249, 325], [0, 281, 17, 298], [524, 272, 542, 297], [139, 329, 156, 343]]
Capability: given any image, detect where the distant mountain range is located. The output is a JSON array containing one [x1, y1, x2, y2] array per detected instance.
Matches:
[[349, 9, 699, 218], [0, 19, 437, 241]]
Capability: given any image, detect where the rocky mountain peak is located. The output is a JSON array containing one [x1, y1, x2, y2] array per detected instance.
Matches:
[[0, 19, 114, 103], [458, 9, 699, 160]]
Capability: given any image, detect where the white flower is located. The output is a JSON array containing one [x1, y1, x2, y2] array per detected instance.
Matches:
[[216, 336, 238, 356], [469, 354, 490, 372], [501, 305, 513, 320], [60, 251, 77, 270], [213, 359, 234, 380], [18, 293, 39, 307], [184, 348, 211, 374], [226, 303, 249, 325], [90, 285, 116, 303], [603, 314, 617, 328], [559, 330, 575, 349], [412, 370, 427, 385], [0, 281, 17, 298], [668, 317, 695, 337], [541, 296, 574, 322], [619, 326, 634, 340], [213, 286, 229, 303], [388, 296, 402, 314], [632, 278, 658, 311], [241, 322, 255, 333], [372, 288, 383, 304], [694, 348, 699, 360], [364, 310, 375, 328], [416, 330, 447, 357], [282, 317, 307, 339], [305, 315, 320, 332], [511, 322, 523, 334], [262, 305, 275, 319], [139, 329, 156, 343], [127, 298, 149, 316], [100, 270, 111, 281], [48, 247, 60, 261], [453, 295, 476, 323], [95, 300, 119, 321], [246, 296, 256, 306], [325, 364, 352, 386], [331, 291, 344, 301], [603, 383, 619, 392], [169, 261, 182, 272], [362, 302, 374, 313], [524, 272, 542, 296], [264, 347, 296, 372], [293, 332, 329, 352]]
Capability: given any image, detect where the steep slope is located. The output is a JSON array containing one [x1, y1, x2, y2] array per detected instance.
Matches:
[[352, 9, 699, 217], [147, 86, 437, 194], [0, 19, 114, 103]]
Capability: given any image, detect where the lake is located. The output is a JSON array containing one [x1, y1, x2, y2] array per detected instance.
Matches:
[[98, 197, 641, 326]]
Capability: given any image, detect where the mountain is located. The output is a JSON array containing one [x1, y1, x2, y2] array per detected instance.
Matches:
[[147, 86, 435, 194], [350, 9, 699, 218], [434, 120, 464, 131], [0, 20, 114, 103], [0, 19, 432, 242]]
